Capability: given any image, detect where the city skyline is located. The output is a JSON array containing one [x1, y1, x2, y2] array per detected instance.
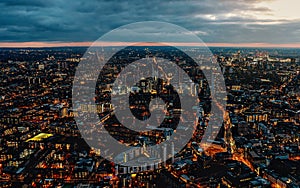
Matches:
[[1, 0, 300, 187], [1, 46, 299, 187]]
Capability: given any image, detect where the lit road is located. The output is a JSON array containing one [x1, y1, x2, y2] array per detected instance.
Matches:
[[232, 153, 254, 171]]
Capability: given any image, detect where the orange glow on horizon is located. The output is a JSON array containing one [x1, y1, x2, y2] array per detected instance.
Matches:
[[1, 41, 300, 48]]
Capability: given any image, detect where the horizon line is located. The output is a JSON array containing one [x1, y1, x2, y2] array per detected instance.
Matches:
[[1, 41, 300, 48]]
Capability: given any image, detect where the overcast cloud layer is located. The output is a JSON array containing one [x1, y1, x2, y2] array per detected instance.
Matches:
[[1, 0, 300, 44]]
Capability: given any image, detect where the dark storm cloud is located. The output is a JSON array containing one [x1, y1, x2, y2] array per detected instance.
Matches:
[[2, 0, 47, 7], [0, 0, 299, 43]]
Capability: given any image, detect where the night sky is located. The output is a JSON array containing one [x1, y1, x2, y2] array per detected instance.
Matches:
[[1, 0, 300, 45]]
